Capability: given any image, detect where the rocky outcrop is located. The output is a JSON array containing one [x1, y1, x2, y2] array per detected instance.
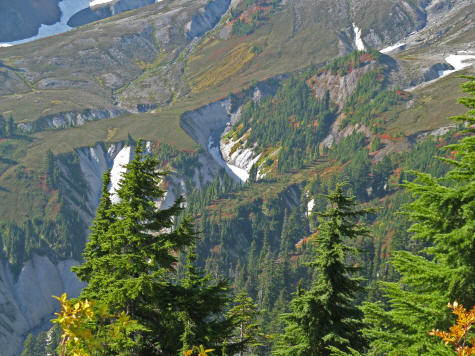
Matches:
[[423, 62, 454, 82], [68, 0, 156, 27], [0, 255, 84, 356], [185, 0, 231, 39], [351, 0, 428, 49], [17, 108, 126, 133], [181, 99, 232, 150], [310, 61, 378, 108], [181, 98, 258, 182], [72, 143, 122, 218]]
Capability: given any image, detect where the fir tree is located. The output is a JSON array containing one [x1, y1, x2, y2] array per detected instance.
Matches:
[[73, 140, 197, 354], [73, 169, 113, 282], [179, 242, 236, 354], [273, 184, 370, 355], [226, 290, 263, 356], [362, 76, 475, 354]]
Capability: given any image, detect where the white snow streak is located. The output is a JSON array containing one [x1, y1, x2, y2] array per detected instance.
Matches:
[[90, 0, 115, 6], [227, 164, 250, 182], [208, 138, 248, 182], [352, 23, 365, 51], [380, 42, 405, 54], [307, 199, 315, 216], [109, 146, 132, 203]]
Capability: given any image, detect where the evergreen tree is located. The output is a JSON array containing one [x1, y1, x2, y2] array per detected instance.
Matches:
[[21, 334, 42, 356], [362, 76, 475, 354], [44, 149, 59, 188], [6, 115, 15, 137], [73, 140, 197, 354], [273, 184, 370, 355], [74, 169, 113, 282], [179, 243, 236, 354], [226, 290, 263, 356]]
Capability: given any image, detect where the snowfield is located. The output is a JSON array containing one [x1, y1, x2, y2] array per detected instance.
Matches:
[[439, 54, 475, 77], [352, 24, 365, 51]]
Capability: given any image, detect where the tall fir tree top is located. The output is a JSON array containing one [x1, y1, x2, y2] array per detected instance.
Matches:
[[362, 76, 475, 355], [402, 75, 475, 302], [273, 184, 370, 356]]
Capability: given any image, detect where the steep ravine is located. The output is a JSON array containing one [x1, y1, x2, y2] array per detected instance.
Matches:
[[180, 97, 260, 183], [0, 2, 238, 350], [0, 137, 224, 355], [0, 142, 133, 356]]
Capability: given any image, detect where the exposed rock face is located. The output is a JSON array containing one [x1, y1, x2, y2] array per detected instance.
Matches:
[[180, 99, 251, 182], [185, 0, 231, 39], [0, 0, 61, 42], [72, 143, 123, 219], [181, 99, 232, 150], [423, 62, 454, 82], [426, 0, 455, 16], [17, 108, 126, 133], [310, 61, 378, 108], [0, 142, 129, 356], [68, 0, 157, 27], [0, 255, 85, 356], [350, 0, 428, 48]]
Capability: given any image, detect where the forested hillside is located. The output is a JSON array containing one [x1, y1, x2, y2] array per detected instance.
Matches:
[[23, 76, 474, 355], [0, 0, 473, 354]]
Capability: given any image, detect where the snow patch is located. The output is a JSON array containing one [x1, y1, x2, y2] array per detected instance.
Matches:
[[90, 0, 115, 6], [208, 137, 248, 182], [380, 42, 405, 54], [109, 146, 133, 203], [353, 23, 365, 51], [439, 54, 475, 77], [227, 164, 250, 182], [307, 198, 314, 216], [406, 53, 475, 91], [1, 0, 90, 46]]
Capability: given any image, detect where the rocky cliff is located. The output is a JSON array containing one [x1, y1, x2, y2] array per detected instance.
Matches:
[[0, 255, 85, 356], [68, 0, 157, 27], [17, 108, 126, 134]]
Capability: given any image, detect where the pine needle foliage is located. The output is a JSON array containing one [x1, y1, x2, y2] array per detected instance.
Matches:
[[179, 244, 236, 354], [362, 76, 475, 355], [73, 139, 198, 354], [273, 184, 371, 355]]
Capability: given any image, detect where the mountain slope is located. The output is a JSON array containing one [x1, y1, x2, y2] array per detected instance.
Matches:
[[0, 0, 473, 354]]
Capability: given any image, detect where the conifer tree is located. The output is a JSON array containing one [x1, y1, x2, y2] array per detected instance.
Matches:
[[226, 290, 263, 356], [73, 169, 113, 282], [73, 140, 197, 354], [179, 243, 236, 354], [273, 184, 370, 355], [362, 76, 475, 354]]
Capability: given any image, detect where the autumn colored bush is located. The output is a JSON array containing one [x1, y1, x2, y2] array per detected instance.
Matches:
[[430, 302, 475, 356]]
